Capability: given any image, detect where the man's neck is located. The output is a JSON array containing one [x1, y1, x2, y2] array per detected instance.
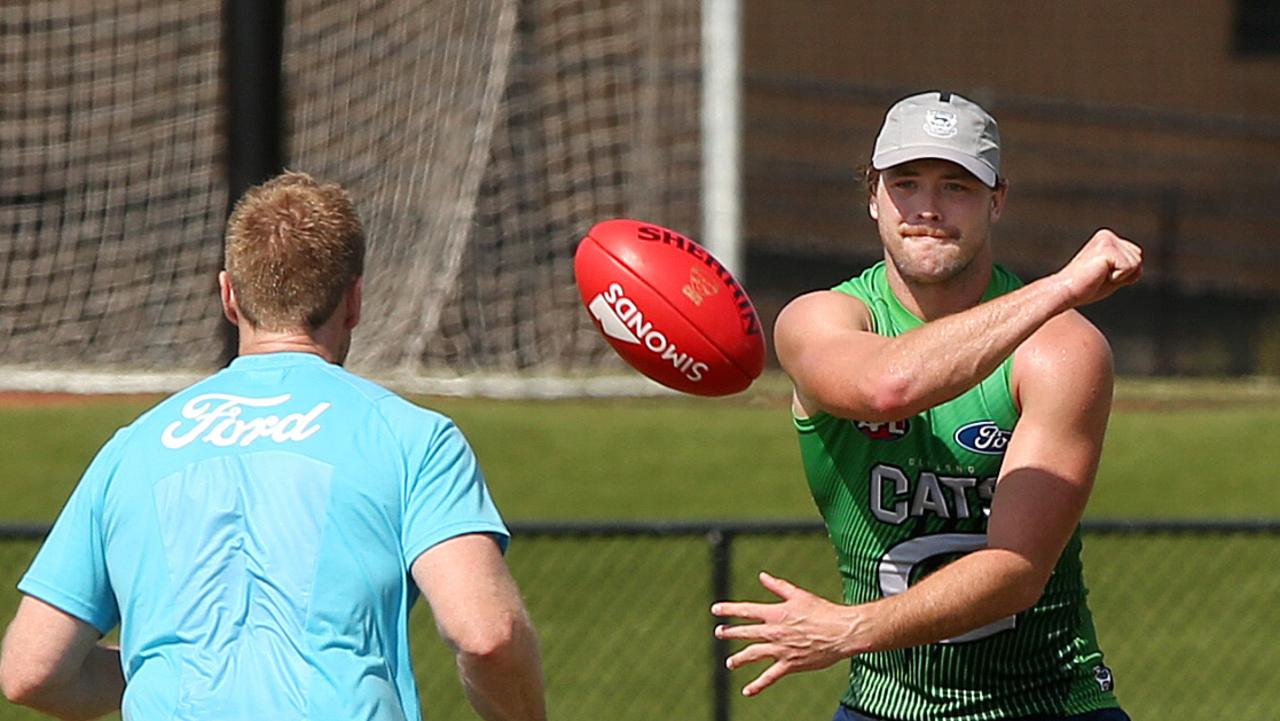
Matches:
[[884, 258, 993, 321], [236, 329, 343, 364]]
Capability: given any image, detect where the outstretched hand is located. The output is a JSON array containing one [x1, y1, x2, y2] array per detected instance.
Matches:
[[711, 572, 862, 697]]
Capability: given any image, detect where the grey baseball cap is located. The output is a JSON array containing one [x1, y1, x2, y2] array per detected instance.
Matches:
[[872, 91, 1001, 187]]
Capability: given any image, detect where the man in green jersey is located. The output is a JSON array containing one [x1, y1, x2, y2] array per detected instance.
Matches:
[[712, 91, 1141, 721]]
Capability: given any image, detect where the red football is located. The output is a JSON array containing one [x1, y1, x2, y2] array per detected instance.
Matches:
[[574, 219, 765, 396]]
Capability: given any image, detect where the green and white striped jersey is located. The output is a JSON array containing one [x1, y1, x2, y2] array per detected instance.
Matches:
[[795, 262, 1120, 720]]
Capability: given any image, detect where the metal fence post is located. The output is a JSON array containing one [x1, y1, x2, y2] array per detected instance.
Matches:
[[222, 0, 285, 366], [709, 527, 733, 721]]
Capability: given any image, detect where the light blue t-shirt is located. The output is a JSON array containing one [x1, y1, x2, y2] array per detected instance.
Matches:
[[19, 352, 509, 721]]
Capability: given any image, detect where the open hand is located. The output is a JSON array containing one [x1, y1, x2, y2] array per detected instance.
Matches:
[[710, 572, 860, 697]]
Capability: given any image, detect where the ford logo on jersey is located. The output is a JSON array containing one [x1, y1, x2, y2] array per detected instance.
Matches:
[[954, 420, 1011, 455]]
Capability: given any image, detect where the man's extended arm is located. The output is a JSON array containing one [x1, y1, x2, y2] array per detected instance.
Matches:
[[0, 596, 123, 720], [412, 533, 546, 721], [713, 307, 1117, 697], [777, 229, 1140, 421]]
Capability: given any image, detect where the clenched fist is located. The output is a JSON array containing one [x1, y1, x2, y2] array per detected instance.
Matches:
[[1055, 229, 1143, 307]]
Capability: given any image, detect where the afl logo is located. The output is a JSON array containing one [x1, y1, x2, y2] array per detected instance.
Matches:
[[854, 419, 910, 441], [954, 420, 1011, 455]]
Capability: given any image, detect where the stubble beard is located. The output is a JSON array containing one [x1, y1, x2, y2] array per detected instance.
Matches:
[[885, 237, 978, 285]]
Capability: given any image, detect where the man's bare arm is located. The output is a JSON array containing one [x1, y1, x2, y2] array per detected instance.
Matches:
[[843, 313, 1114, 648], [0, 596, 123, 721], [714, 312, 1115, 696], [412, 534, 546, 721], [778, 229, 1140, 421]]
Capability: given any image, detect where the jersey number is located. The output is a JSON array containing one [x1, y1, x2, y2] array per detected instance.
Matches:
[[877, 533, 1016, 644]]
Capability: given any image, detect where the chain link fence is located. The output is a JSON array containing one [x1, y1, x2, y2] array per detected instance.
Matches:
[[2, 521, 1277, 721]]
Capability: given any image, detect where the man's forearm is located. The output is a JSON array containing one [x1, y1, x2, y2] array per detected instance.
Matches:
[[712, 553, 1048, 698], [847, 548, 1040, 655], [457, 622, 546, 721], [860, 275, 1074, 418], [13, 644, 123, 721]]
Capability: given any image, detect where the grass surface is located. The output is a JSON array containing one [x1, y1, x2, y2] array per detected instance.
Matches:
[[1, 376, 1277, 720], [4, 376, 1279, 522]]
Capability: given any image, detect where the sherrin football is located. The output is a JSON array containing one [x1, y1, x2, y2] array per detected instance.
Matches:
[[574, 219, 765, 396]]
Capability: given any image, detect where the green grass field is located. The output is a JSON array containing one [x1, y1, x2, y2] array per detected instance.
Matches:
[[5, 376, 1278, 522], [1, 375, 1278, 720]]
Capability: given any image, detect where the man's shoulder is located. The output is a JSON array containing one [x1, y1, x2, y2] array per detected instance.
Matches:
[[313, 368, 459, 439], [1023, 310, 1110, 360], [1014, 310, 1113, 397], [775, 289, 875, 345], [782, 261, 883, 321]]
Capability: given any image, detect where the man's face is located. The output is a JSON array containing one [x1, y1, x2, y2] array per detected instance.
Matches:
[[868, 158, 1005, 284]]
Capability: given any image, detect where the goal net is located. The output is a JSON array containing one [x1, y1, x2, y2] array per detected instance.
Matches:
[[0, 0, 704, 396], [1, 2, 227, 390]]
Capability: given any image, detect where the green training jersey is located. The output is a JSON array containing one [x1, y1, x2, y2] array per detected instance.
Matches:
[[796, 261, 1120, 720]]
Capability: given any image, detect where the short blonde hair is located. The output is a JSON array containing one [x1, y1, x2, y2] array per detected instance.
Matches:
[[225, 171, 365, 330], [859, 162, 1007, 199]]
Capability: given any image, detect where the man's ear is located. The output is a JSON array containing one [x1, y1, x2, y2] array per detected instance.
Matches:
[[868, 193, 880, 221], [990, 180, 1009, 222], [218, 271, 239, 325]]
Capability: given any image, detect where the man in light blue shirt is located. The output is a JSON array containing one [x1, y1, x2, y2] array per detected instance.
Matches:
[[0, 172, 546, 721]]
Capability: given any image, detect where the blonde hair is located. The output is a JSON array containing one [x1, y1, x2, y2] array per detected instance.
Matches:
[[224, 171, 365, 330], [859, 162, 1007, 199]]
